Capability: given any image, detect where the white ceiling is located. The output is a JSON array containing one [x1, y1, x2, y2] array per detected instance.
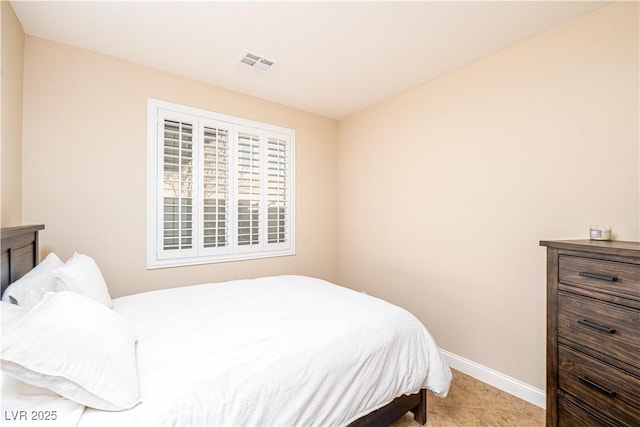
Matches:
[[12, 1, 612, 120]]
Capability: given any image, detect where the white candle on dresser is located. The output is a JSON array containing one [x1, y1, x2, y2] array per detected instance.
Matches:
[[590, 225, 612, 240]]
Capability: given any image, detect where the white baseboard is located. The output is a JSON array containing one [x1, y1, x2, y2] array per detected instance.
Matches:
[[440, 349, 546, 409]]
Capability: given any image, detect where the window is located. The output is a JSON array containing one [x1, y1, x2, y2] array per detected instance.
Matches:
[[147, 99, 295, 268]]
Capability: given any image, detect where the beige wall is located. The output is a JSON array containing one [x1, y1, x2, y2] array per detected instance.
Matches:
[[21, 36, 339, 297], [1, 1, 24, 227], [338, 2, 639, 390]]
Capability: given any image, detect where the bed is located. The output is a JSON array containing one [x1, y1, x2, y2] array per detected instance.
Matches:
[[1, 224, 451, 426]]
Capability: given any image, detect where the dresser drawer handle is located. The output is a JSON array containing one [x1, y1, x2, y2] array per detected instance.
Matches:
[[579, 271, 618, 282], [577, 319, 616, 334], [578, 375, 616, 398]]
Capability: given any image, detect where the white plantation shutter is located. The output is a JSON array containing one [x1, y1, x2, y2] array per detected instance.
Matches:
[[160, 115, 196, 258], [266, 134, 289, 246], [148, 100, 295, 268], [237, 130, 261, 248], [201, 122, 230, 252]]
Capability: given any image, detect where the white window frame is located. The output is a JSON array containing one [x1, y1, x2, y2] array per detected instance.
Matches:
[[147, 99, 295, 269]]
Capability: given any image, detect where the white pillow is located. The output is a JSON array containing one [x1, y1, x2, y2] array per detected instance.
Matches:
[[2, 253, 63, 309], [1, 292, 140, 411], [1, 372, 85, 426], [53, 253, 113, 308]]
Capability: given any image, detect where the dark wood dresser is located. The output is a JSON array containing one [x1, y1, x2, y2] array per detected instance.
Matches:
[[540, 240, 640, 426]]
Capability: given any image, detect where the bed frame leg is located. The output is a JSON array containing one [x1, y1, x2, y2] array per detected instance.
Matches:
[[412, 389, 428, 425]]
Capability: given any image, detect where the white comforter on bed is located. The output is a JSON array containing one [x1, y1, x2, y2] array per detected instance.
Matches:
[[75, 275, 450, 426]]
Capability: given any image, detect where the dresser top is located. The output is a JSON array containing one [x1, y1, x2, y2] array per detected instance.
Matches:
[[540, 239, 640, 257]]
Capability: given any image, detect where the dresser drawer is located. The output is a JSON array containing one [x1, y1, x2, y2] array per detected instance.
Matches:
[[558, 345, 640, 424], [559, 396, 628, 427], [558, 292, 640, 367], [559, 255, 640, 300]]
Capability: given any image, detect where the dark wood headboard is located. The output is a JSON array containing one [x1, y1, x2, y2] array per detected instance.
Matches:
[[1, 224, 45, 296]]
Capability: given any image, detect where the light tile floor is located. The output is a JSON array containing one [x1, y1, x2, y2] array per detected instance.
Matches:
[[390, 369, 545, 427]]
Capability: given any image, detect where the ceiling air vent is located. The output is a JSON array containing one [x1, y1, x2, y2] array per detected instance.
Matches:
[[237, 50, 276, 74]]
